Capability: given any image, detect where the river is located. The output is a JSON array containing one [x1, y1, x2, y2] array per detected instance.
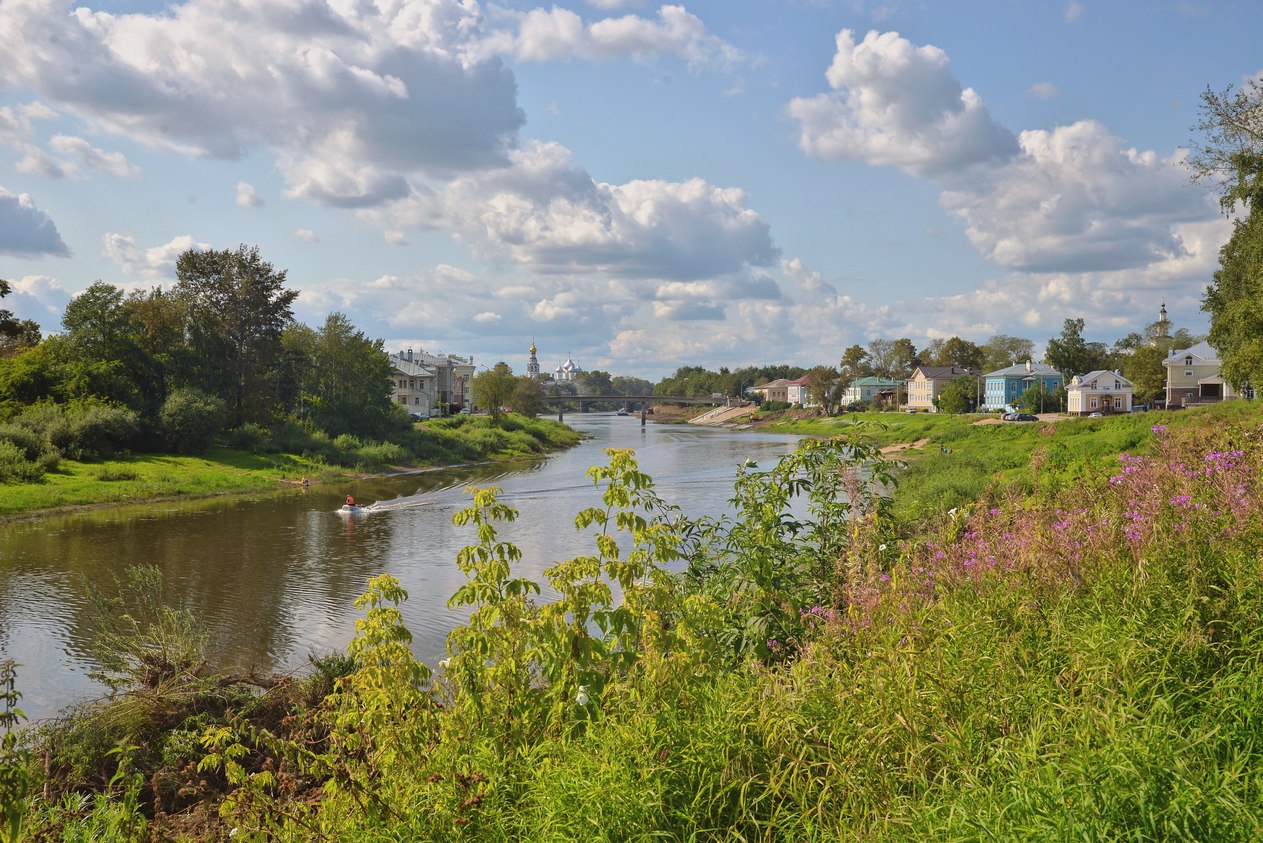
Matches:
[[0, 416, 799, 722]]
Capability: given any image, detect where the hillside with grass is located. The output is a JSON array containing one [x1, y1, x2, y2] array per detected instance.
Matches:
[[4, 403, 1262, 841]]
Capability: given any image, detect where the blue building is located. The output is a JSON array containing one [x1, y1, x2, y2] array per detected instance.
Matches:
[[982, 361, 1064, 411]]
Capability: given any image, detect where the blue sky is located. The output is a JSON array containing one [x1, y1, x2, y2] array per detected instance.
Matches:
[[1, 0, 1259, 379]]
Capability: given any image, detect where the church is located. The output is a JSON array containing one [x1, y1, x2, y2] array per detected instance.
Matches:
[[526, 340, 583, 382]]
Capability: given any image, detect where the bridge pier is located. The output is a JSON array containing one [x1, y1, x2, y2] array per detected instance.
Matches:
[[641, 406, 646, 426], [558, 407, 563, 422]]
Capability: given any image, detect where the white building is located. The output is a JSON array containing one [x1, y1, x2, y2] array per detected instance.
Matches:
[[555, 356, 583, 382], [390, 348, 475, 413], [1067, 370, 1134, 416], [1162, 340, 1250, 408]]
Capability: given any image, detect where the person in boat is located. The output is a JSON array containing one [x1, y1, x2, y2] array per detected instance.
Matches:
[[345, 494, 356, 507]]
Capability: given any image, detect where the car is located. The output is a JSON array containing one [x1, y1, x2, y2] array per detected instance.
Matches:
[[1088, 412, 1102, 418], [459, 407, 472, 414], [409, 412, 428, 420], [1014, 413, 1039, 422]]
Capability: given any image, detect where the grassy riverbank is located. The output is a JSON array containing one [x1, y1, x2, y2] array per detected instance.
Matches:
[[5, 404, 1263, 840], [0, 414, 581, 520]]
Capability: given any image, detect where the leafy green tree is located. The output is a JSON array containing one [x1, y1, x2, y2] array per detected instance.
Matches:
[[574, 369, 613, 396], [804, 365, 841, 413], [1121, 344, 1169, 404], [158, 388, 227, 453], [867, 338, 919, 378], [610, 375, 653, 396], [512, 376, 546, 418], [923, 336, 984, 372], [934, 374, 978, 414], [299, 314, 396, 438], [839, 344, 872, 379], [472, 362, 517, 420], [174, 245, 298, 427], [980, 334, 1035, 372], [0, 279, 40, 358], [1189, 79, 1263, 393], [1044, 318, 1111, 379], [1014, 381, 1051, 414]]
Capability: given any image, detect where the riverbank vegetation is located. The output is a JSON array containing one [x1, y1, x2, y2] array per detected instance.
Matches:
[[3, 402, 1261, 840]]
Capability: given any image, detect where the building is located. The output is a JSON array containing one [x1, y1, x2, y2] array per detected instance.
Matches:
[[749, 378, 791, 403], [840, 376, 903, 407], [982, 361, 1064, 411], [390, 347, 475, 412], [1067, 370, 1134, 415], [786, 375, 812, 407], [906, 366, 977, 412], [526, 339, 541, 378], [388, 351, 436, 417], [1162, 340, 1250, 408], [554, 356, 583, 382]]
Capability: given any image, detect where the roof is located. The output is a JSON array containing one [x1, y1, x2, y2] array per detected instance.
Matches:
[[387, 354, 436, 377], [1070, 370, 1134, 388], [788, 375, 811, 386], [983, 362, 1063, 378], [752, 378, 792, 389], [850, 376, 902, 386], [1165, 340, 1220, 364], [912, 366, 975, 380]]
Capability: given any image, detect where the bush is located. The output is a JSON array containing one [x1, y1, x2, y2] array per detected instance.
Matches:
[[226, 422, 269, 453], [0, 440, 43, 483], [0, 424, 44, 461], [10, 401, 139, 461], [158, 389, 226, 454]]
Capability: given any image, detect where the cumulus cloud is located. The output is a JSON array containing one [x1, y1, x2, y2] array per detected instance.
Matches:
[[387, 140, 778, 282], [478, 4, 750, 70], [0, 0, 525, 208], [0, 187, 69, 257], [102, 233, 210, 280], [2, 274, 74, 331], [293, 228, 318, 242], [1065, 1, 1084, 23], [787, 29, 1019, 177], [47, 134, 140, 179], [236, 181, 263, 207], [939, 120, 1213, 273]]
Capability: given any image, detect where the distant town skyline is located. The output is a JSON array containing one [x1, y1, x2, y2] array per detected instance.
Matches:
[[1, 0, 1259, 379]]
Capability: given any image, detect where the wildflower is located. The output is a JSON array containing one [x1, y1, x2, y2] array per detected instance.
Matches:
[[576, 685, 589, 706], [878, 543, 887, 551], [1152, 424, 1168, 435], [230, 831, 238, 839], [439, 658, 450, 670]]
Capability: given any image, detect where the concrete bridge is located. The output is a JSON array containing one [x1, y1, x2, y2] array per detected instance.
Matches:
[[540, 394, 731, 423]]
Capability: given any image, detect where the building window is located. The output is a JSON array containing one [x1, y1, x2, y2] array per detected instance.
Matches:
[[1185, 370, 1193, 377], [1090, 397, 1098, 409], [1114, 397, 1121, 409], [1114, 380, 1120, 389], [1185, 357, 1193, 366]]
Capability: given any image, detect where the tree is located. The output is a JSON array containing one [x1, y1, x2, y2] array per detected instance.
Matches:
[[285, 313, 397, 438], [574, 369, 613, 396], [838, 344, 872, 379], [867, 338, 918, 379], [1044, 319, 1111, 379], [610, 375, 653, 396], [935, 375, 978, 414], [804, 365, 841, 413], [980, 335, 1035, 373], [0, 279, 41, 358], [174, 245, 298, 427], [924, 336, 984, 372], [1122, 344, 1169, 404], [471, 362, 517, 420], [511, 376, 546, 418], [1190, 79, 1263, 393]]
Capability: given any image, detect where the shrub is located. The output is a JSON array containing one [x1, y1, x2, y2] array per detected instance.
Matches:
[[226, 422, 269, 453], [158, 389, 226, 454], [0, 424, 45, 461], [0, 440, 43, 483]]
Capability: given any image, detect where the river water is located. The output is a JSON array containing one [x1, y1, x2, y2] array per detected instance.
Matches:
[[0, 416, 799, 722]]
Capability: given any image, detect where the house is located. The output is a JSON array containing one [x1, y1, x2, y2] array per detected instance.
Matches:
[[786, 375, 812, 407], [906, 366, 977, 412], [982, 361, 1064, 411], [390, 347, 476, 413], [388, 351, 437, 417], [1162, 340, 1250, 408], [1066, 370, 1134, 416], [749, 378, 791, 403], [840, 376, 904, 407]]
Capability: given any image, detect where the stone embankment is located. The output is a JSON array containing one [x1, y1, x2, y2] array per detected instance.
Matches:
[[687, 404, 758, 426]]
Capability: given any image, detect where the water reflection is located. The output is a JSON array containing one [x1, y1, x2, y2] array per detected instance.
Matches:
[[0, 416, 798, 720]]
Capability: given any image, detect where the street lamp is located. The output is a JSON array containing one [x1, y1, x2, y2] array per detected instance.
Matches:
[[1022, 373, 1045, 414]]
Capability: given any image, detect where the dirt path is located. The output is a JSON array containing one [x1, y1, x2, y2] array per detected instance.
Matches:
[[880, 437, 930, 454]]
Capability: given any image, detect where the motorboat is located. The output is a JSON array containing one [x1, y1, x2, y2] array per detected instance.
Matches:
[[338, 503, 370, 516]]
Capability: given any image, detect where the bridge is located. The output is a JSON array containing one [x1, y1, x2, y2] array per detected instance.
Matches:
[[540, 394, 732, 423]]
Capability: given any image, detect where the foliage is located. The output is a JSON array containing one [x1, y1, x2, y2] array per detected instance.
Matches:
[[510, 376, 545, 418], [922, 335, 984, 372], [934, 374, 979, 414], [1044, 317, 1112, 378], [0, 280, 40, 359], [0, 660, 31, 843], [175, 244, 299, 427], [1120, 343, 1170, 403], [471, 362, 517, 420], [867, 336, 919, 378], [980, 333, 1035, 372], [158, 387, 228, 454], [1187, 77, 1263, 203]]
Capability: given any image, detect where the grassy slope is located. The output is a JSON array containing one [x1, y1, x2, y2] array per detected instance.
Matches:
[[0, 415, 580, 520]]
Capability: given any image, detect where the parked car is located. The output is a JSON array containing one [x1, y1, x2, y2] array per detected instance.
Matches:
[[1014, 413, 1038, 422], [1088, 412, 1102, 418], [1002, 412, 1017, 421]]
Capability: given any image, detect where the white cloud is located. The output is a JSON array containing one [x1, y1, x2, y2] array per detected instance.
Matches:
[[473, 311, 502, 322], [939, 121, 1213, 273], [47, 134, 140, 179], [479, 4, 750, 70], [0, 0, 525, 208], [102, 233, 210, 280], [0, 187, 69, 257], [384, 230, 408, 245], [387, 140, 778, 283], [1028, 81, 1059, 100], [3, 274, 74, 331], [236, 181, 263, 207], [787, 29, 1019, 177], [1065, 1, 1084, 23], [293, 228, 318, 242]]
